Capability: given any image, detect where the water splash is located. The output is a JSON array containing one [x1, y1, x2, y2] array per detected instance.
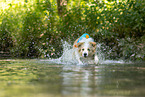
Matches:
[[51, 40, 77, 65], [60, 41, 73, 61], [43, 40, 127, 65], [48, 40, 106, 65]]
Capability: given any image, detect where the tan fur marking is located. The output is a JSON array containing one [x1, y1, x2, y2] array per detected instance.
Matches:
[[77, 42, 84, 48], [73, 38, 79, 48], [89, 42, 97, 50]]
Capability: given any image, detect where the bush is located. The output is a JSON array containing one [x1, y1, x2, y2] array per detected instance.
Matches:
[[0, 0, 144, 60]]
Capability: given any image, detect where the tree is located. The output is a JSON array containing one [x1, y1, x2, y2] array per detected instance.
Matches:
[[57, 0, 69, 16]]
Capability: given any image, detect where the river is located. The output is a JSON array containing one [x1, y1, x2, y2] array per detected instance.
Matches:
[[0, 59, 145, 97]]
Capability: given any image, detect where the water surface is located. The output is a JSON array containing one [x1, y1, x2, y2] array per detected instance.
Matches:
[[0, 59, 145, 97]]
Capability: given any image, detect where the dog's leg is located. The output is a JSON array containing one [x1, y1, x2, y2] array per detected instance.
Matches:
[[75, 51, 83, 65], [94, 54, 99, 64]]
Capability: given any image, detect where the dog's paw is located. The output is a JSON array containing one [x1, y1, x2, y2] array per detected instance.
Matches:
[[78, 61, 84, 65], [94, 61, 99, 65], [94, 59, 99, 64], [94, 55, 99, 64]]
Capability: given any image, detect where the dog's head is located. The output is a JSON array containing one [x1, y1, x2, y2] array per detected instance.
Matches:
[[75, 42, 96, 58]]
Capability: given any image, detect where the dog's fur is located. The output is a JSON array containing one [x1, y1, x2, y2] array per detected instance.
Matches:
[[73, 35, 99, 65]]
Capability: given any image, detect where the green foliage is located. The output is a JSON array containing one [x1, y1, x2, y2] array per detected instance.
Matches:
[[0, 0, 144, 60], [118, 36, 145, 61]]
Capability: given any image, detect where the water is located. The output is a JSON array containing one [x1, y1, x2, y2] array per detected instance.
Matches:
[[0, 42, 145, 97], [0, 60, 145, 97]]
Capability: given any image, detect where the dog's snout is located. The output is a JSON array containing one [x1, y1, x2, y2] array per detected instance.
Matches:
[[84, 53, 87, 57]]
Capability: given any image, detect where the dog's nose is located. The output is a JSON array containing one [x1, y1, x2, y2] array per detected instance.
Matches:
[[84, 53, 87, 57]]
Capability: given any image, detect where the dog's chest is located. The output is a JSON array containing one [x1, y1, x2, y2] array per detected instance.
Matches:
[[80, 57, 95, 64], [80, 56, 94, 61]]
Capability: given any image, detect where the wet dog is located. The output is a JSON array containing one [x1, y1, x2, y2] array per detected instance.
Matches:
[[73, 33, 99, 65]]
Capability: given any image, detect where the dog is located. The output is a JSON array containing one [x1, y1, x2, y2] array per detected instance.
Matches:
[[73, 33, 99, 65]]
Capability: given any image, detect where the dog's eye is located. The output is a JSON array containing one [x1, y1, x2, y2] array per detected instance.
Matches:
[[79, 49, 81, 52], [88, 49, 90, 51], [78, 45, 81, 48], [82, 49, 84, 51]]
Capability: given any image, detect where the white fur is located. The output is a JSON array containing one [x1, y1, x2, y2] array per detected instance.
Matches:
[[73, 37, 99, 65]]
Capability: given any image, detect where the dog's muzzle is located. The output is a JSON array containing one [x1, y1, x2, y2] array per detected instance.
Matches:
[[84, 53, 87, 58]]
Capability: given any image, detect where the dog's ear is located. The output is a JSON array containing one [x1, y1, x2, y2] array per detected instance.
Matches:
[[74, 45, 77, 48], [90, 42, 96, 48], [76, 42, 84, 48]]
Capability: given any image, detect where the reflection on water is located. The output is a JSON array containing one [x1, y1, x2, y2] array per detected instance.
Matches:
[[62, 65, 100, 97], [0, 60, 145, 97], [61, 63, 145, 96]]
